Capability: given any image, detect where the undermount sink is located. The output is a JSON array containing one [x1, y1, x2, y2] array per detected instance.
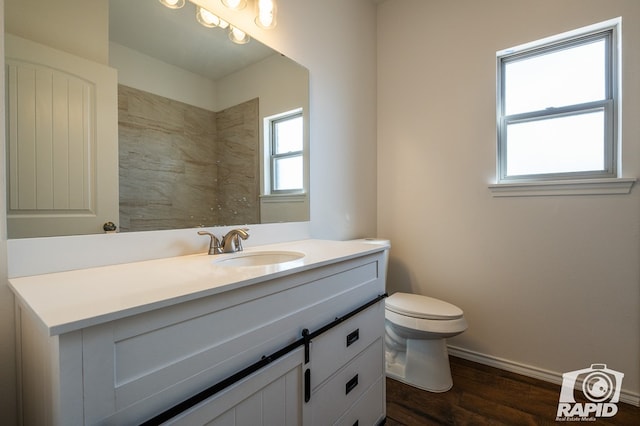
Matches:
[[213, 250, 305, 267]]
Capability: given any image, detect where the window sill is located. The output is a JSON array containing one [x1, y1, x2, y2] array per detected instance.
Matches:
[[260, 193, 307, 203], [488, 178, 636, 197]]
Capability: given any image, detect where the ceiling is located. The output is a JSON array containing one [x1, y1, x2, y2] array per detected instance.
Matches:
[[109, 0, 276, 81]]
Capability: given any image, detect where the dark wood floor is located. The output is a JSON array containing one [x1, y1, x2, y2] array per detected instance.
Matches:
[[386, 356, 640, 425]]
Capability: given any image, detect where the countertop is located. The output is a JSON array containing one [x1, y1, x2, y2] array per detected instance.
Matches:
[[9, 239, 388, 336]]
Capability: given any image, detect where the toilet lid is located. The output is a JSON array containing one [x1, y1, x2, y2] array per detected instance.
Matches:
[[385, 292, 464, 320]]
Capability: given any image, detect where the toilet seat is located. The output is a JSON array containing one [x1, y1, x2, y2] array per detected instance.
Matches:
[[385, 292, 463, 320]]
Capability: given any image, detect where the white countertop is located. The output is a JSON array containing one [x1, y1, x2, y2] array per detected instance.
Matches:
[[9, 239, 388, 336]]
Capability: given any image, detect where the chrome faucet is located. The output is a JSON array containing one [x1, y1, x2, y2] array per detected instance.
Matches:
[[198, 228, 249, 255], [221, 228, 250, 253]]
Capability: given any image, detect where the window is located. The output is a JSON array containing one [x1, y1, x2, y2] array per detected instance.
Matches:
[[266, 110, 304, 193], [496, 19, 620, 183]]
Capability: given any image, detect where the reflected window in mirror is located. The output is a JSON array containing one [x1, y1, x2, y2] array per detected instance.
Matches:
[[267, 110, 304, 193]]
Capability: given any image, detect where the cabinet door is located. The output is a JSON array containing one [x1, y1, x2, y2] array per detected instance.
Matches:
[[164, 348, 304, 426]]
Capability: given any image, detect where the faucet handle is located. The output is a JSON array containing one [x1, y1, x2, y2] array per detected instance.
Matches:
[[198, 231, 222, 255]]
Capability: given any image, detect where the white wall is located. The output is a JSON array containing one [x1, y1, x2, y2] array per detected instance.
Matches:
[[5, 0, 108, 64], [109, 42, 219, 111], [378, 0, 640, 402], [0, 0, 378, 421], [0, 2, 15, 422]]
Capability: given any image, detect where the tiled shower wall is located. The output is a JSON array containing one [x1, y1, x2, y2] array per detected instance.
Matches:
[[118, 85, 259, 232], [215, 99, 260, 227]]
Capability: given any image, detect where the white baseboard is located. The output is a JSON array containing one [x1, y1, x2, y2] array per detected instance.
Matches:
[[447, 345, 640, 407]]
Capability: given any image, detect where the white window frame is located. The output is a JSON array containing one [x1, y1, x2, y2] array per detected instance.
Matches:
[[265, 109, 304, 195], [491, 18, 634, 196]]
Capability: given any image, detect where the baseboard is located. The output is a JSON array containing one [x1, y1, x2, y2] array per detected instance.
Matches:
[[447, 345, 640, 407]]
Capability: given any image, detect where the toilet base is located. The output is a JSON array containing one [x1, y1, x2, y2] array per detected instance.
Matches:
[[385, 337, 453, 392]]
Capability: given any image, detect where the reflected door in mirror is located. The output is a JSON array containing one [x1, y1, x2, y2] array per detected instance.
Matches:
[[6, 35, 119, 238]]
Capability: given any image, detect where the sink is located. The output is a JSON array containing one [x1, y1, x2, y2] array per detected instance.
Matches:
[[213, 250, 305, 267]]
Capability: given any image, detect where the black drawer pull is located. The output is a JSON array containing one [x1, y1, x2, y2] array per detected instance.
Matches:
[[346, 329, 359, 347], [345, 374, 359, 395], [304, 369, 311, 402], [353, 421, 358, 426]]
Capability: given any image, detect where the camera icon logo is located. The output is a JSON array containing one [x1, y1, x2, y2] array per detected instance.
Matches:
[[556, 364, 624, 420]]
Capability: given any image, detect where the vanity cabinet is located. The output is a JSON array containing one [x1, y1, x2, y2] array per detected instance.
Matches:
[[10, 240, 388, 425]]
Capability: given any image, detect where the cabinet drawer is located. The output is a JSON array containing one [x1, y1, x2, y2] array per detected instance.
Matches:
[[336, 375, 385, 426], [310, 301, 384, 389], [309, 338, 384, 425]]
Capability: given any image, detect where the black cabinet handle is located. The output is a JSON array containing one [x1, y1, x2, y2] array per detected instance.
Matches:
[[304, 369, 311, 402], [346, 329, 359, 347], [345, 374, 359, 395]]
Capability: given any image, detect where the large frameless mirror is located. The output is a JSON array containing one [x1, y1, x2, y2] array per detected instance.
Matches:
[[5, 0, 309, 238]]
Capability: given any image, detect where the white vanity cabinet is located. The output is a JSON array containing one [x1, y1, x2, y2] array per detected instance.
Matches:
[[10, 240, 388, 425]]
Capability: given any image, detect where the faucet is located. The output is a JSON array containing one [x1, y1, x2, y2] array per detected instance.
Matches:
[[198, 228, 249, 255], [221, 228, 250, 253]]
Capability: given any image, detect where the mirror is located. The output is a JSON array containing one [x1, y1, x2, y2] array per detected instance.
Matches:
[[5, 0, 309, 239]]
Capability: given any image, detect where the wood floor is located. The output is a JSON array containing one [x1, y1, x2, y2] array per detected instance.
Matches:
[[385, 356, 640, 425]]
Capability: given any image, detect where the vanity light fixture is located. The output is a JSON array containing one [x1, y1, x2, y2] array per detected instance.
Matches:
[[221, 0, 277, 30], [221, 0, 248, 10], [229, 26, 251, 44], [255, 0, 277, 29], [160, 0, 272, 45], [158, 0, 185, 9], [196, 6, 230, 29]]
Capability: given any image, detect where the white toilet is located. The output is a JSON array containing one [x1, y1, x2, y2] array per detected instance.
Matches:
[[385, 292, 467, 392]]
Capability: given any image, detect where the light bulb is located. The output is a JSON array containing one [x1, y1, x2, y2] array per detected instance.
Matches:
[[196, 7, 221, 28], [258, 0, 274, 13], [255, 0, 277, 29], [222, 0, 247, 10], [229, 26, 250, 44], [159, 0, 185, 9]]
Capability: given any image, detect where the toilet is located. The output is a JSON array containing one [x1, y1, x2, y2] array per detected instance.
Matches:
[[385, 292, 467, 392]]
